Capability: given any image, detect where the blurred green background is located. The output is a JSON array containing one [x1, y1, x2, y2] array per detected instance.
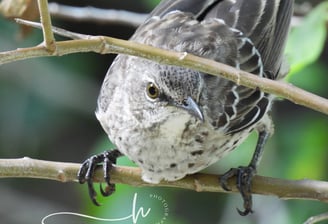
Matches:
[[0, 0, 327, 224]]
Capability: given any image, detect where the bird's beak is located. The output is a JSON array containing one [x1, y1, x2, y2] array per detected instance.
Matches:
[[179, 97, 204, 122]]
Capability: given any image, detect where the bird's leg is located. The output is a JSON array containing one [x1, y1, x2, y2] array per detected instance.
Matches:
[[77, 149, 123, 206], [220, 118, 273, 216]]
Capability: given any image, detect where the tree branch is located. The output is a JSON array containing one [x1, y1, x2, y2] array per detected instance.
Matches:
[[1, 0, 327, 115], [37, 0, 56, 52], [48, 2, 147, 27], [0, 1, 328, 214], [1, 28, 328, 115], [0, 158, 327, 203], [304, 212, 328, 224]]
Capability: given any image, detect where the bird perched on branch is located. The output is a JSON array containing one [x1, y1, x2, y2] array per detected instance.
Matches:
[[78, 0, 293, 215]]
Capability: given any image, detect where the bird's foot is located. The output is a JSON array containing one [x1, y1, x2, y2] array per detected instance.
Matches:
[[77, 149, 122, 205], [220, 165, 256, 216]]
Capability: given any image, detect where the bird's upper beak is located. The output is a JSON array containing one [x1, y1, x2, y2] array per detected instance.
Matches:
[[179, 96, 204, 122]]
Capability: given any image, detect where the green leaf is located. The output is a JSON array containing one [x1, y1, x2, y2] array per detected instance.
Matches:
[[285, 2, 328, 79]]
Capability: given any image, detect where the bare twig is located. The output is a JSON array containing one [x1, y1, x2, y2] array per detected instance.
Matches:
[[0, 157, 328, 203], [0, 29, 328, 115], [303, 212, 328, 224], [48, 3, 147, 27], [15, 18, 92, 40], [37, 0, 55, 52]]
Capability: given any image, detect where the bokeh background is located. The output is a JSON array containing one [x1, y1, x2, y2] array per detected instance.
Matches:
[[0, 0, 327, 223]]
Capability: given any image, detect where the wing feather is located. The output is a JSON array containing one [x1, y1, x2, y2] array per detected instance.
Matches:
[[132, 0, 293, 133]]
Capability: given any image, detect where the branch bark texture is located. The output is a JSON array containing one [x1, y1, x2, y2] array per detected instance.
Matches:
[[0, 158, 328, 203], [0, 0, 327, 115], [1, 36, 328, 115]]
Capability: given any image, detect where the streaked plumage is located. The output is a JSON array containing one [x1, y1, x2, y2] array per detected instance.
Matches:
[[79, 0, 293, 215]]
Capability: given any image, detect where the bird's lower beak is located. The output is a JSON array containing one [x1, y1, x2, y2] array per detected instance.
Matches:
[[180, 97, 204, 122]]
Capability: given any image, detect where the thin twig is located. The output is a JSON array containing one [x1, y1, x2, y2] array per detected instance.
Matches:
[[37, 0, 56, 52], [15, 18, 92, 40], [303, 212, 328, 224], [48, 3, 147, 27], [0, 157, 328, 203]]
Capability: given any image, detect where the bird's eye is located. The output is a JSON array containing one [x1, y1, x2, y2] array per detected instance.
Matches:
[[146, 82, 160, 99]]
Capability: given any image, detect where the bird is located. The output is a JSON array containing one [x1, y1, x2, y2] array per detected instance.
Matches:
[[78, 0, 293, 215]]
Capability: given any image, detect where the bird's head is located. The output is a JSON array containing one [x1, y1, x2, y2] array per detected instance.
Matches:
[[117, 56, 204, 124]]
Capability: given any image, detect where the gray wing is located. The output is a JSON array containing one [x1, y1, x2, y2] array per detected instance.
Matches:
[[149, 0, 293, 78], [207, 0, 293, 132], [120, 1, 292, 134], [205, 0, 293, 132], [142, 0, 293, 133], [219, 0, 293, 76]]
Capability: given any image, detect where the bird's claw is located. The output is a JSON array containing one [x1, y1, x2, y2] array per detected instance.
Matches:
[[77, 149, 122, 205], [220, 165, 256, 216]]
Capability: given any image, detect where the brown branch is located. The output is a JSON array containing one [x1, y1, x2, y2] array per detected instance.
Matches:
[[0, 4, 327, 224], [48, 3, 147, 27], [1, 34, 328, 115], [0, 158, 327, 203], [0, 3, 327, 221], [37, 0, 56, 52]]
